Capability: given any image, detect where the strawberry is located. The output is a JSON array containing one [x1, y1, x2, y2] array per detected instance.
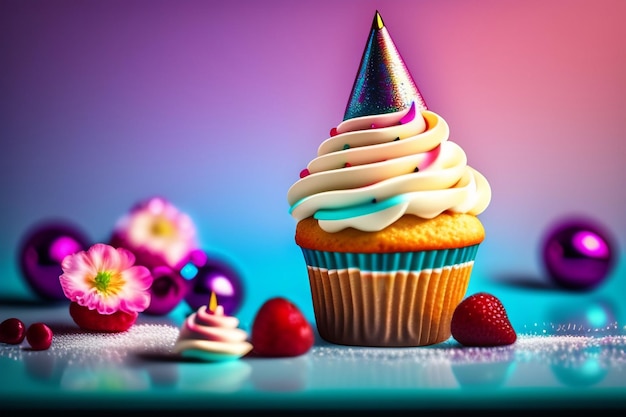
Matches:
[[450, 292, 517, 347], [251, 297, 314, 357], [69, 301, 138, 333]]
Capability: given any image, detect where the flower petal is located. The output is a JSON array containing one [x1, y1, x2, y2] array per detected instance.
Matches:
[[112, 197, 199, 268], [87, 243, 116, 271], [116, 265, 153, 313], [60, 250, 98, 302], [114, 246, 137, 270]]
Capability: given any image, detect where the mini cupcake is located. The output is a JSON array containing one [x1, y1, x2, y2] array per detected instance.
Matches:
[[173, 293, 252, 362], [287, 11, 491, 347]]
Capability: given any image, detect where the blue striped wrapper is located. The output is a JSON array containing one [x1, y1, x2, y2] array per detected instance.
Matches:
[[300, 245, 480, 272]]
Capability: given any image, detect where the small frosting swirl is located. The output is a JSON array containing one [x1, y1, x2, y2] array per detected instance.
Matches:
[[287, 103, 491, 232], [173, 305, 252, 362]]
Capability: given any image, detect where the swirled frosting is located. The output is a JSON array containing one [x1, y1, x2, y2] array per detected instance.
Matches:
[[287, 103, 491, 233], [173, 305, 252, 362]]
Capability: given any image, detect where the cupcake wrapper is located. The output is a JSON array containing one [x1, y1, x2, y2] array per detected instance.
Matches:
[[301, 245, 479, 271], [302, 245, 479, 347]]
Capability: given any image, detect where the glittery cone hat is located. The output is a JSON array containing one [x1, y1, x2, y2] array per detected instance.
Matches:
[[343, 10, 427, 121]]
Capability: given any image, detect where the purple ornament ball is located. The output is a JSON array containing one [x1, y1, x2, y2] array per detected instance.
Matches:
[[541, 216, 617, 291], [18, 220, 92, 301], [144, 266, 188, 316], [183, 252, 244, 316]]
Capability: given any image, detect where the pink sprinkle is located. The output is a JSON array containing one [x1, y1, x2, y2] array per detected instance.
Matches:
[[370, 124, 377, 129], [330, 127, 338, 137], [344, 162, 352, 168], [299, 168, 310, 178], [399, 101, 416, 125]]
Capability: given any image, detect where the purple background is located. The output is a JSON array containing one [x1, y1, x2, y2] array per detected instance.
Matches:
[[1, 0, 625, 328]]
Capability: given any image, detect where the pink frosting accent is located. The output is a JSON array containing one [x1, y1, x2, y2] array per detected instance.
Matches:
[[179, 305, 247, 343], [399, 101, 416, 125], [336, 102, 416, 135], [419, 144, 441, 171], [197, 305, 238, 327]]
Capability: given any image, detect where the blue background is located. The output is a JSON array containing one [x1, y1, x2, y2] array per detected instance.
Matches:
[[1, 0, 625, 331]]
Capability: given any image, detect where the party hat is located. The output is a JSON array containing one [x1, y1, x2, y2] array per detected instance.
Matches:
[[343, 10, 427, 121]]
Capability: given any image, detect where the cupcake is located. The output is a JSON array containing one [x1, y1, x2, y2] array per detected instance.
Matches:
[[172, 293, 253, 362], [287, 11, 491, 347]]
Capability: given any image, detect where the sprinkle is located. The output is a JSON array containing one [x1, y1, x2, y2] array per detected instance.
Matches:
[[370, 124, 376, 129], [414, 167, 420, 172], [330, 127, 338, 137], [393, 137, 400, 141], [299, 168, 310, 178], [0, 323, 180, 366], [310, 333, 626, 368], [372, 198, 377, 204], [343, 144, 350, 150], [344, 162, 352, 168], [1, 323, 624, 381]]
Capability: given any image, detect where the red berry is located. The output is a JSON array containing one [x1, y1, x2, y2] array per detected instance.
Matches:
[[26, 322, 53, 350], [450, 292, 517, 347], [69, 301, 138, 333], [251, 297, 314, 357], [0, 318, 26, 344]]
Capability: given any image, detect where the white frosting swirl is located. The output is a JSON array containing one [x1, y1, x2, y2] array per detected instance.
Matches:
[[287, 106, 491, 232], [173, 305, 252, 360]]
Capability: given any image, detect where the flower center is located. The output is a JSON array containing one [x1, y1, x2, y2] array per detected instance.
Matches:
[[150, 217, 175, 238], [94, 270, 123, 295]]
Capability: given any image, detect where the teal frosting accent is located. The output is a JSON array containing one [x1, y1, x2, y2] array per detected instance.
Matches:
[[300, 245, 479, 272], [313, 195, 408, 221], [180, 349, 242, 362]]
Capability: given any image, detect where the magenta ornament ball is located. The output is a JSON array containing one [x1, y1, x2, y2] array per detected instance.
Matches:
[[183, 253, 244, 316], [144, 266, 189, 316], [18, 220, 92, 301], [541, 217, 617, 291]]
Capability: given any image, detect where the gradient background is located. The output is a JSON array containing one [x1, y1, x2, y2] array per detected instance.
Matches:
[[1, 0, 625, 330]]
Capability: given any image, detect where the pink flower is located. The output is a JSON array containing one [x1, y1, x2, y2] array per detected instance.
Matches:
[[109, 196, 199, 270], [59, 243, 153, 315]]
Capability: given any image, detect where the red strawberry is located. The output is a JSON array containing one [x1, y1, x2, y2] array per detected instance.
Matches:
[[451, 292, 517, 347], [251, 297, 314, 357], [69, 301, 138, 333]]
